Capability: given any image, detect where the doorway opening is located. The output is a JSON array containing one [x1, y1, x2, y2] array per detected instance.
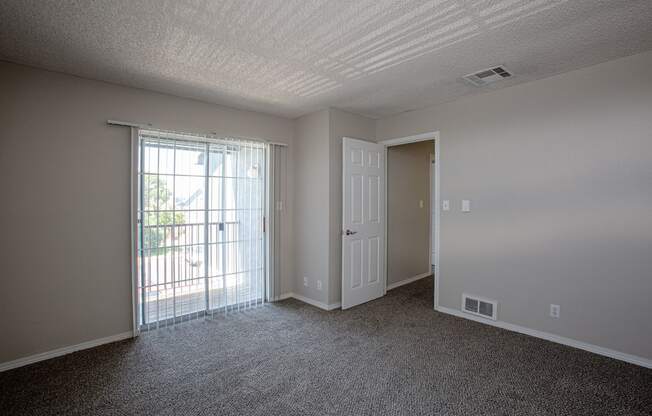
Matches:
[[381, 133, 440, 310], [340, 133, 440, 310], [135, 130, 267, 330]]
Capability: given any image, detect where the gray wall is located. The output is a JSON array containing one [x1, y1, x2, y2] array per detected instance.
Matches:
[[3, 49, 651, 365], [387, 141, 433, 286], [376, 51, 652, 359], [0, 62, 295, 364], [293, 108, 375, 306], [293, 110, 331, 304]]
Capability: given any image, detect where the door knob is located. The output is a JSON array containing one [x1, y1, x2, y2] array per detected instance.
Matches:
[[345, 229, 357, 235]]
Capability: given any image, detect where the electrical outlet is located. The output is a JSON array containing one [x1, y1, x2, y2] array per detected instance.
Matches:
[[303, 277, 308, 287], [442, 200, 450, 211], [419, 200, 424, 208], [317, 280, 322, 290], [550, 304, 560, 318]]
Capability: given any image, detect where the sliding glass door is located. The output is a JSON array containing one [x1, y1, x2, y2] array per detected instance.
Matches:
[[137, 130, 266, 329]]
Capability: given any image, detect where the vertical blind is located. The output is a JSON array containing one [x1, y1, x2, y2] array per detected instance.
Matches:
[[266, 144, 287, 301], [136, 129, 266, 329]]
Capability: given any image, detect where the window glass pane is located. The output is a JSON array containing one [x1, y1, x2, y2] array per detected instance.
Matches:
[[224, 147, 238, 177], [223, 178, 237, 210], [137, 132, 266, 327], [235, 146, 264, 178], [208, 145, 224, 177], [174, 176, 205, 211], [142, 174, 159, 211], [142, 139, 159, 173], [209, 177, 223, 210], [175, 141, 206, 176], [158, 139, 175, 175], [158, 175, 175, 210]]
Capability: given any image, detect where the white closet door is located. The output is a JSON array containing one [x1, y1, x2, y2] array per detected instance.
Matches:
[[341, 138, 385, 310]]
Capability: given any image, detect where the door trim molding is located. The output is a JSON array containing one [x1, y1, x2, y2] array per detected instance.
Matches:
[[381, 131, 440, 310], [379, 132, 440, 147], [429, 152, 436, 275]]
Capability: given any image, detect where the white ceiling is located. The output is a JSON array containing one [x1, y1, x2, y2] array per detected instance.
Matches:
[[1, 0, 652, 119]]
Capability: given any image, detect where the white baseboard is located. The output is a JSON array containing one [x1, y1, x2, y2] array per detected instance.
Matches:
[[271, 293, 293, 301], [2, 293, 339, 372], [280, 292, 341, 311], [436, 306, 652, 369], [6, 305, 647, 373], [387, 272, 431, 291], [0, 331, 133, 373]]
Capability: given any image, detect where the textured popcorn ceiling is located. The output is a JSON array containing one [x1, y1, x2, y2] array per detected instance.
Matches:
[[1, 0, 652, 118]]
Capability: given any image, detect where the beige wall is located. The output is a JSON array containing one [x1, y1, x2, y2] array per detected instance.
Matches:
[[376, 51, 652, 359], [0, 62, 295, 364], [293, 110, 330, 304], [387, 141, 433, 286]]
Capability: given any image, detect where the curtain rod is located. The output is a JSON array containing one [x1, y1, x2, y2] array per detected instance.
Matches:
[[107, 119, 288, 147]]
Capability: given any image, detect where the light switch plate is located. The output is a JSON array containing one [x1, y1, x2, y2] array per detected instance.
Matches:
[[419, 200, 424, 208], [462, 200, 471, 212], [442, 200, 450, 211]]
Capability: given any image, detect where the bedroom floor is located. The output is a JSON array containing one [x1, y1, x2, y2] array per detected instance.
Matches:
[[1, 277, 650, 416]]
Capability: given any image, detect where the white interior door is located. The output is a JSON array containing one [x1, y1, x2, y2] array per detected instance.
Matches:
[[342, 137, 385, 309]]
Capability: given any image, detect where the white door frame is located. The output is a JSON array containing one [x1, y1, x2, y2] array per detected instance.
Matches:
[[378, 131, 440, 310], [429, 152, 436, 273]]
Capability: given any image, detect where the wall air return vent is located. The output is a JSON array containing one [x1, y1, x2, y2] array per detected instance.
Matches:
[[462, 66, 512, 87], [462, 294, 497, 320]]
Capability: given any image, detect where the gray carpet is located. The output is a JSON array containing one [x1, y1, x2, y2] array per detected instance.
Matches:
[[1, 277, 650, 416]]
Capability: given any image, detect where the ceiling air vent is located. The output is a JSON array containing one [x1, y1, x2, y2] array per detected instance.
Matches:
[[462, 66, 512, 87], [462, 294, 497, 320]]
